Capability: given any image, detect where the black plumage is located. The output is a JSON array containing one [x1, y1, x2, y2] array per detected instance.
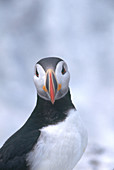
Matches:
[[37, 57, 63, 71], [0, 90, 75, 170]]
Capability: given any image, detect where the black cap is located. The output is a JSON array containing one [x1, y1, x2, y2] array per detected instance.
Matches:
[[37, 57, 63, 71]]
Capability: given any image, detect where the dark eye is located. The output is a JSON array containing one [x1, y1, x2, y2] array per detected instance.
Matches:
[[36, 69, 39, 77], [61, 65, 66, 75]]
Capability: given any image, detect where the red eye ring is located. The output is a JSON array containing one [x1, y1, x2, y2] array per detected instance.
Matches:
[[36, 69, 39, 77], [61, 66, 66, 75]]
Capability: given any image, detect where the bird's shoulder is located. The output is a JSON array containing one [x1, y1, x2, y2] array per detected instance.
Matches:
[[0, 126, 40, 170]]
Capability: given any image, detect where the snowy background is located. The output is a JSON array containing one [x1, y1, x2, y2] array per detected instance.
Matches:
[[0, 0, 114, 169]]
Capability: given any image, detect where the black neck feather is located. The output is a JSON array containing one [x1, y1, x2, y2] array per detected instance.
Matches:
[[24, 89, 75, 130]]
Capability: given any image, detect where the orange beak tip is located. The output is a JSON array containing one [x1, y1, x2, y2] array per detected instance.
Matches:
[[51, 100, 55, 104]]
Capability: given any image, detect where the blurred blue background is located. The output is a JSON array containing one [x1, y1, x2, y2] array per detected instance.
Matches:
[[0, 0, 114, 169]]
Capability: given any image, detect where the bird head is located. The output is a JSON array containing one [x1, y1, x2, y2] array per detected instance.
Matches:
[[34, 57, 70, 104]]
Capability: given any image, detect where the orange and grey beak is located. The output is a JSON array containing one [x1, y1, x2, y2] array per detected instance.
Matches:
[[46, 69, 58, 104], [43, 69, 61, 104]]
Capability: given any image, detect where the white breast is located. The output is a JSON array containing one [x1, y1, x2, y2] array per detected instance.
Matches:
[[26, 109, 88, 170]]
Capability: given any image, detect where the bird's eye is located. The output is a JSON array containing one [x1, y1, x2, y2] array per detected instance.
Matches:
[[61, 65, 66, 75], [36, 69, 39, 77]]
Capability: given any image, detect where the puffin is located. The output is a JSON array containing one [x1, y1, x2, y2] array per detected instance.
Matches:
[[0, 57, 88, 170]]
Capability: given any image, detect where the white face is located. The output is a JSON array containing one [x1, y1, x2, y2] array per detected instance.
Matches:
[[33, 61, 70, 103]]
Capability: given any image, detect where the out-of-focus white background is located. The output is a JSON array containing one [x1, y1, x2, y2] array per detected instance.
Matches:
[[0, 0, 114, 169]]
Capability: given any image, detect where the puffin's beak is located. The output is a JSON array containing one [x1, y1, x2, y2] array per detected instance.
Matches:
[[45, 69, 58, 104]]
